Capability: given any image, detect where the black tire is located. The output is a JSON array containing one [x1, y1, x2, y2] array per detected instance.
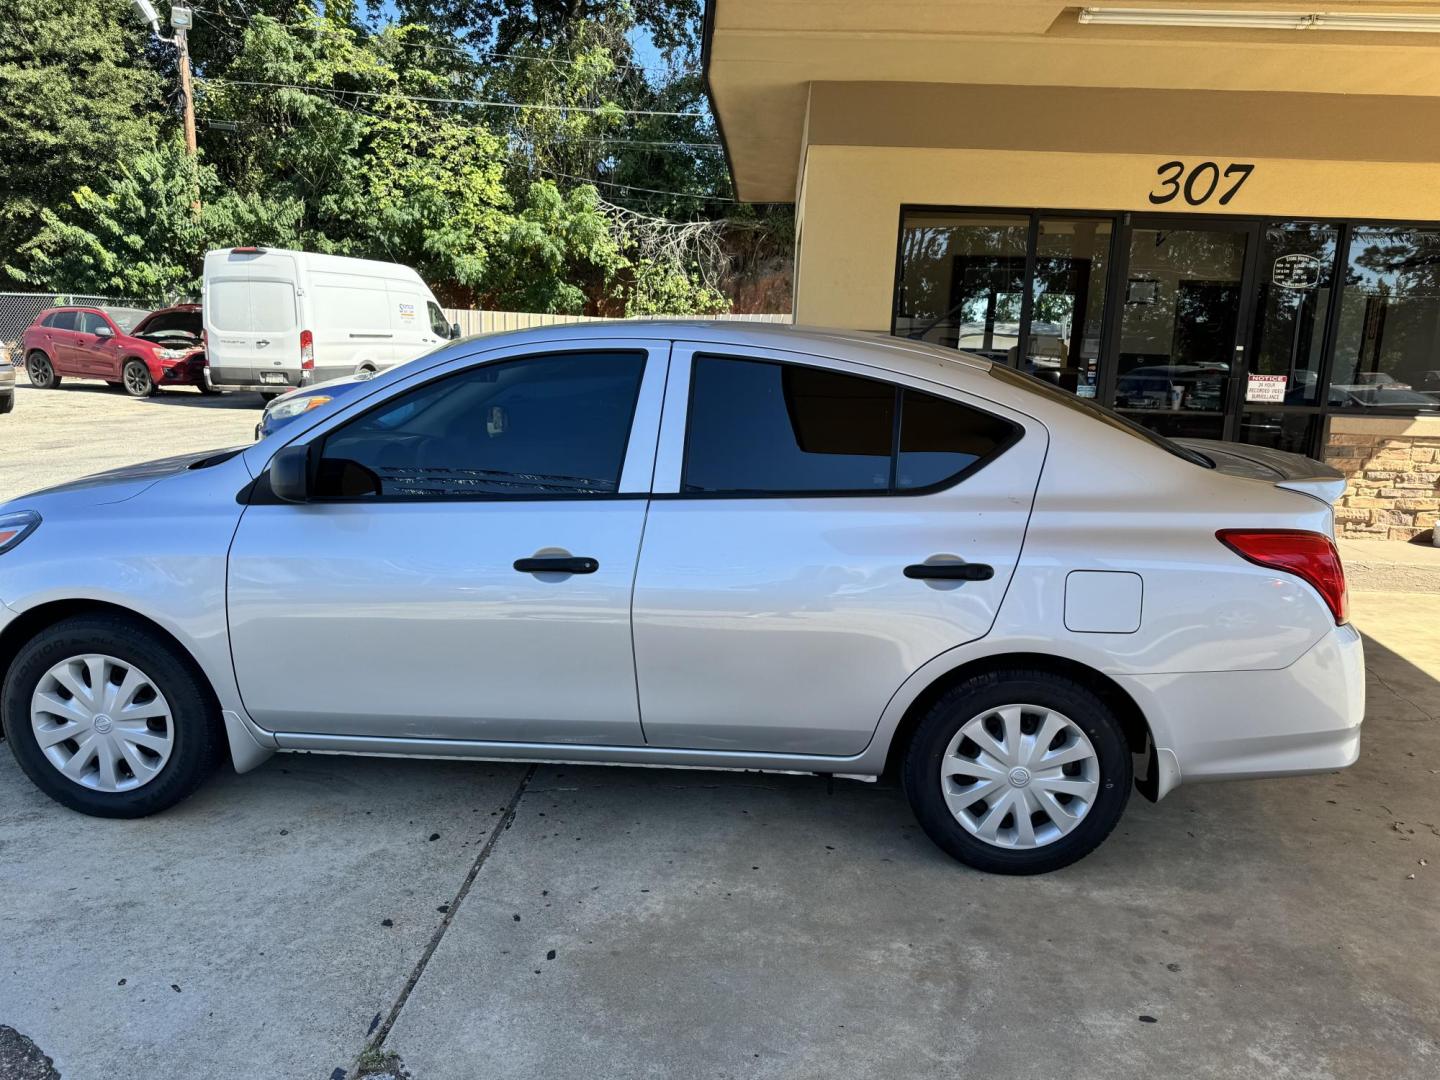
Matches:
[[0, 391, 12, 415], [259, 391, 282, 403], [106, 380, 123, 389], [26, 351, 60, 389], [902, 670, 1132, 875], [2, 615, 223, 818], [121, 359, 155, 397]]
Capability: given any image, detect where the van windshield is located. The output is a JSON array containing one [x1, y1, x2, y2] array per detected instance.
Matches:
[[988, 363, 1213, 468]]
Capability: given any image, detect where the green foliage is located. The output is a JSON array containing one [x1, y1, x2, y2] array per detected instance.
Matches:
[[0, 0, 162, 256], [7, 141, 304, 297], [2, 0, 781, 315], [623, 258, 729, 316]]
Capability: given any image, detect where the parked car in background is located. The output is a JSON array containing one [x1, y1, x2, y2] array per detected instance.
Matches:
[[20, 305, 209, 397], [203, 248, 460, 401], [253, 369, 379, 439], [0, 358, 13, 414], [0, 323, 1363, 875]]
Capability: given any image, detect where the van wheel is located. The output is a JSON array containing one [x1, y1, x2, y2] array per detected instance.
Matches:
[[26, 351, 60, 389], [902, 670, 1132, 875], [2, 615, 223, 818], [122, 359, 155, 397]]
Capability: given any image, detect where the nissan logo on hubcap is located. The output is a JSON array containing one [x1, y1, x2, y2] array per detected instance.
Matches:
[[1008, 766, 1031, 788], [92, 714, 114, 734]]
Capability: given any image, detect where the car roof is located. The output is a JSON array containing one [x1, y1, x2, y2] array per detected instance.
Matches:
[[455, 320, 995, 385]]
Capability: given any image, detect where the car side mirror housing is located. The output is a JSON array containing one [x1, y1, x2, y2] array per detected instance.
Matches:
[[450, 321, 462, 340], [95, 324, 113, 337], [269, 444, 312, 503]]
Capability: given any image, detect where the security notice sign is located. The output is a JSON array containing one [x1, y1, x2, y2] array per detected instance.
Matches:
[[1246, 373, 1287, 403]]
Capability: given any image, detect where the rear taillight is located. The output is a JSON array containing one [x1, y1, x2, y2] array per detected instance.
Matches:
[[1217, 529, 1349, 625], [300, 329, 314, 370]]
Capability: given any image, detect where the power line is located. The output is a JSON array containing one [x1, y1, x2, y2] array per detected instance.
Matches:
[[200, 77, 708, 117]]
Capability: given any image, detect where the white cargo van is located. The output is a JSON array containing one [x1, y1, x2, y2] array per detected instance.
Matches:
[[202, 248, 459, 397]]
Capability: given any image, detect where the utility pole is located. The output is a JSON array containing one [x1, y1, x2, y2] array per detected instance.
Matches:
[[172, 6, 197, 156], [130, 2, 196, 157]]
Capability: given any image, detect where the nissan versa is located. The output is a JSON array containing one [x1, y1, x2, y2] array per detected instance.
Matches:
[[0, 324, 1363, 874]]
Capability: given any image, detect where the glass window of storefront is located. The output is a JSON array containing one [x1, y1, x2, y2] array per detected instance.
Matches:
[[893, 208, 1440, 455], [1332, 226, 1440, 408]]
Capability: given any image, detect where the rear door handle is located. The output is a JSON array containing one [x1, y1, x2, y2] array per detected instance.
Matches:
[[904, 562, 994, 581], [514, 556, 599, 575]]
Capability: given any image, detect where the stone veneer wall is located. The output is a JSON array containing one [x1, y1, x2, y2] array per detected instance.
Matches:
[[1324, 416, 1440, 540]]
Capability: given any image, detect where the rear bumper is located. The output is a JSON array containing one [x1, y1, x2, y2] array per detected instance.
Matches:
[[207, 368, 313, 394], [1118, 622, 1365, 797]]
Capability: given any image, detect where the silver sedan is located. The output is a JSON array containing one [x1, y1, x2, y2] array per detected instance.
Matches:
[[0, 323, 1363, 873]]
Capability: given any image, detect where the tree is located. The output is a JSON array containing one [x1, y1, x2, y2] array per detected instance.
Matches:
[[7, 141, 303, 297], [0, 0, 162, 257]]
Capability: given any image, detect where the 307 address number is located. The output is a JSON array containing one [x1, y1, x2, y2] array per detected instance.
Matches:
[[1148, 161, 1254, 207]]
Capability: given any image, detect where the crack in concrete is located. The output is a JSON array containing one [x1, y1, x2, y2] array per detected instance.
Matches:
[[1369, 665, 1438, 723], [357, 763, 537, 1067]]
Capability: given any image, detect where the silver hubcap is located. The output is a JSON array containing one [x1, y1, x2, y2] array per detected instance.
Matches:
[[125, 364, 149, 394], [940, 704, 1101, 850], [30, 654, 174, 792]]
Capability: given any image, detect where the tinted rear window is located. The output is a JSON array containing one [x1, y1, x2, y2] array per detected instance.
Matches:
[[683, 355, 1018, 495], [45, 311, 76, 331]]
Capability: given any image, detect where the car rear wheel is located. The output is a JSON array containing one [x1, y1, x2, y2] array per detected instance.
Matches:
[[122, 359, 155, 397], [902, 669, 1132, 875], [2, 615, 223, 818], [26, 351, 60, 389], [259, 392, 281, 403]]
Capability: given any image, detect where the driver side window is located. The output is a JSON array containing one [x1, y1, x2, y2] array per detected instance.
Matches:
[[427, 302, 451, 338], [313, 351, 647, 499]]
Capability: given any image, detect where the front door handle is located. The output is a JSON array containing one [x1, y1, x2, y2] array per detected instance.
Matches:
[[514, 555, 599, 575], [904, 561, 994, 581]]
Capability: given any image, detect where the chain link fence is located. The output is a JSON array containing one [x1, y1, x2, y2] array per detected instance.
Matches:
[[1, 292, 164, 366]]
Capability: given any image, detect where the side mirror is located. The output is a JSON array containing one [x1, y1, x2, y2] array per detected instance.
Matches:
[[95, 324, 113, 338], [450, 321, 462, 340], [268, 443, 312, 503]]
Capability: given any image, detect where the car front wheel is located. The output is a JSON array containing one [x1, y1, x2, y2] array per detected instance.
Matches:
[[122, 359, 155, 397], [26, 351, 60, 389], [903, 669, 1132, 875], [2, 615, 223, 817]]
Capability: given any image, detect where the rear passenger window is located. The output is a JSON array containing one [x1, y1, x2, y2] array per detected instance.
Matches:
[[46, 311, 76, 331], [897, 388, 1017, 490], [682, 355, 1017, 496], [683, 357, 894, 494]]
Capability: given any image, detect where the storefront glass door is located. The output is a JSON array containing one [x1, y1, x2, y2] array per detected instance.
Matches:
[[1110, 222, 1253, 441]]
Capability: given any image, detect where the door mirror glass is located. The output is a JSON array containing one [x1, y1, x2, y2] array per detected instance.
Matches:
[[268, 444, 313, 503], [450, 322, 462, 340]]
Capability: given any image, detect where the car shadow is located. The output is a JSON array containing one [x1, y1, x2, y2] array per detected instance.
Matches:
[[39, 378, 267, 410]]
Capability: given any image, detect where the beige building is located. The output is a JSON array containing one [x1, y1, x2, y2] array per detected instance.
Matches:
[[702, 1, 1440, 538]]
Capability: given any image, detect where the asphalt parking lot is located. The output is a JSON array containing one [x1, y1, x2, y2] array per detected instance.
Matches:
[[1, 379, 1438, 1079]]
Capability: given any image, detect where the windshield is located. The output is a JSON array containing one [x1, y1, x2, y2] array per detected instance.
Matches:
[[103, 307, 152, 333], [988, 363, 1213, 468]]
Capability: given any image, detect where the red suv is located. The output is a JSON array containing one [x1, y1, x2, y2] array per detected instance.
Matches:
[[21, 305, 213, 397]]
